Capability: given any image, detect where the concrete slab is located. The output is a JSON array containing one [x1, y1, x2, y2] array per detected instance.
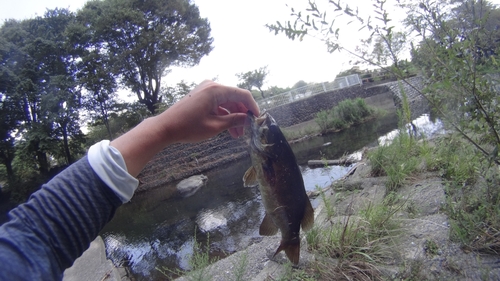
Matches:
[[63, 236, 123, 281]]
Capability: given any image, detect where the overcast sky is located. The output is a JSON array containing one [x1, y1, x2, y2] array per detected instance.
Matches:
[[1, 0, 499, 89]]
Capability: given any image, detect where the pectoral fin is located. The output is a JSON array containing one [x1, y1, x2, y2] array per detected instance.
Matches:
[[243, 167, 258, 187], [301, 198, 314, 231], [259, 214, 278, 236]]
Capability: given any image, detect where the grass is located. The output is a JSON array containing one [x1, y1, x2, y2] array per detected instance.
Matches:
[[231, 251, 249, 281], [368, 127, 500, 256], [315, 98, 376, 133], [157, 95, 499, 280], [301, 188, 405, 281], [157, 232, 218, 281]]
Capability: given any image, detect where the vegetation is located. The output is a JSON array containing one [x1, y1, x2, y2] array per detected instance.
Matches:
[[74, 0, 213, 115], [269, 0, 500, 268], [315, 98, 376, 133], [0, 0, 212, 201], [236, 66, 269, 99], [157, 233, 218, 281]]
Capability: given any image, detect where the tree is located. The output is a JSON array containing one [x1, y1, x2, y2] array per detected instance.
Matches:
[[161, 80, 196, 108], [78, 50, 119, 140], [268, 0, 500, 164], [76, 0, 213, 115], [292, 80, 308, 89], [356, 31, 408, 67], [0, 27, 25, 181], [236, 66, 269, 99], [268, 0, 500, 259], [0, 9, 84, 175]]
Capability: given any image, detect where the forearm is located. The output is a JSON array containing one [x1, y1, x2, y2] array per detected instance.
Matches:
[[110, 115, 175, 177], [109, 81, 259, 177], [0, 157, 123, 280]]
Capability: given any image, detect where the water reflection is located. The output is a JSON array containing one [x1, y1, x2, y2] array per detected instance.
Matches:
[[378, 114, 445, 145], [100, 111, 443, 280]]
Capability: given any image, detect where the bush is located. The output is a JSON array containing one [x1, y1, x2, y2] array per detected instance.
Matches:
[[315, 98, 375, 133]]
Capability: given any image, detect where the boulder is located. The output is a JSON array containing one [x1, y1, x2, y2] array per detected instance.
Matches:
[[176, 175, 208, 198]]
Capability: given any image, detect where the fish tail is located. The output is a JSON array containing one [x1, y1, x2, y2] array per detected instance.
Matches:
[[273, 239, 300, 265]]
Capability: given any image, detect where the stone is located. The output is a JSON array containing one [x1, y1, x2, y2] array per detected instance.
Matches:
[[176, 174, 208, 198]]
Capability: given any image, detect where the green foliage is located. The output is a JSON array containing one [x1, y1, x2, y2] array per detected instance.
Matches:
[[158, 232, 218, 281], [160, 80, 196, 110], [292, 80, 308, 89], [76, 0, 213, 114], [272, 0, 500, 252], [369, 131, 423, 192], [86, 102, 150, 144], [315, 98, 375, 133], [236, 66, 269, 99], [306, 201, 399, 280], [231, 251, 248, 281], [264, 85, 291, 99], [270, 0, 500, 165], [424, 239, 440, 256]]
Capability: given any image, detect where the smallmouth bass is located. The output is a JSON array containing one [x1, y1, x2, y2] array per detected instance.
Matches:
[[243, 111, 314, 265]]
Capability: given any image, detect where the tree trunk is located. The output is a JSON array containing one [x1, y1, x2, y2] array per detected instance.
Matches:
[[258, 87, 265, 99], [62, 125, 72, 164], [36, 150, 50, 175], [5, 161, 14, 181]]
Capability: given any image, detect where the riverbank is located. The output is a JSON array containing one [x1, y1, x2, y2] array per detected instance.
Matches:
[[135, 91, 398, 194], [174, 141, 500, 280]]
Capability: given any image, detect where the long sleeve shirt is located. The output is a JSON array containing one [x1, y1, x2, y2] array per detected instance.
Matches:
[[0, 141, 138, 280]]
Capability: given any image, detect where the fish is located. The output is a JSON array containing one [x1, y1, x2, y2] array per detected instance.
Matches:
[[243, 111, 314, 265]]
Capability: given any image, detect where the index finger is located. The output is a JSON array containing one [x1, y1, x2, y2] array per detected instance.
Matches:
[[214, 85, 260, 116]]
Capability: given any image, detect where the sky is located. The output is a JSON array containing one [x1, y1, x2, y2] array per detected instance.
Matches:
[[2, 0, 499, 90], [0, 0, 356, 90]]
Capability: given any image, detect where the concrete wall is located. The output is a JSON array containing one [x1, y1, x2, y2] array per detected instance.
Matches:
[[266, 82, 394, 127], [264, 76, 426, 128], [387, 76, 429, 119]]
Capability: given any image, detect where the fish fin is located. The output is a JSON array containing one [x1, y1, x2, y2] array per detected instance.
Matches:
[[259, 214, 278, 236], [301, 198, 315, 232], [273, 239, 300, 265], [243, 167, 258, 187]]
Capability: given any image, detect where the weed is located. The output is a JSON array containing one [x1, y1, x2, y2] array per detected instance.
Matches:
[[157, 232, 217, 281], [398, 259, 428, 281], [368, 132, 421, 193], [424, 239, 440, 256], [405, 200, 420, 219], [313, 256, 382, 281], [186, 234, 217, 281], [317, 184, 335, 220], [232, 251, 248, 281], [270, 262, 318, 281], [315, 98, 376, 133]]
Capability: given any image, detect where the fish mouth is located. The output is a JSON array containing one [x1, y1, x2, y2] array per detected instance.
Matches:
[[247, 111, 273, 156]]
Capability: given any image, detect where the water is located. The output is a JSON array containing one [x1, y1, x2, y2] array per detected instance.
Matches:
[[98, 112, 442, 280]]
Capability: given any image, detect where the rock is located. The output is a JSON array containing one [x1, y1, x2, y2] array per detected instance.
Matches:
[[176, 175, 208, 198]]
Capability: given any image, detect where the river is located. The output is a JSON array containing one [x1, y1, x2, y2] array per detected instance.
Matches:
[[98, 111, 443, 280]]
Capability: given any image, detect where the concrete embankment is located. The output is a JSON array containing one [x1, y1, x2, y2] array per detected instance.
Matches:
[[63, 237, 130, 281]]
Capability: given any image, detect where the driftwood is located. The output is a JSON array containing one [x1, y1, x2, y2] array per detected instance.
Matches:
[[308, 158, 358, 167]]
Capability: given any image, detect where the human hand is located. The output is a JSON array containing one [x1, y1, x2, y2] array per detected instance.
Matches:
[[160, 80, 260, 143], [110, 80, 259, 176]]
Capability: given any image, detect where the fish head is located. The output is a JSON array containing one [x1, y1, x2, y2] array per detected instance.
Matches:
[[246, 111, 282, 157]]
